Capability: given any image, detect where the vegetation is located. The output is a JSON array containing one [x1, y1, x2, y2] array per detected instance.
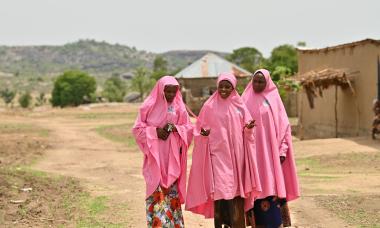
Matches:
[[0, 88, 16, 106], [18, 91, 32, 108], [51, 70, 96, 107], [102, 76, 127, 102]]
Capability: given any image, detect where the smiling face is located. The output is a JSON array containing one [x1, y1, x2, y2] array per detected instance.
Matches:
[[252, 72, 267, 93], [164, 85, 178, 103], [218, 80, 233, 99]]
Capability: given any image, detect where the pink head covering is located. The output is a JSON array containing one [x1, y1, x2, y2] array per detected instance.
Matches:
[[138, 75, 183, 127], [132, 76, 193, 203], [186, 72, 261, 218], [242, 69, 300, 201]]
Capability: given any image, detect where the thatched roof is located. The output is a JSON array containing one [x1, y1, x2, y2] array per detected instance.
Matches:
[[298, 68, 358, 108]]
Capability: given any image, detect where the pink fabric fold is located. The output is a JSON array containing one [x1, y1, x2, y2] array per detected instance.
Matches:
[[242, 69, 300, 201], [132, 76, 193, 203], [186, 72, 261, 218]]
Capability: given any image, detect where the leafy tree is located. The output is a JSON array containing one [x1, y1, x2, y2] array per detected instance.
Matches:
[[18, 91, 32, 108], [51, 70, 96, 107], [0, 88, 16, 106], [267, 44, 298, 74], [227, 47, 264, 73], [271, 66, 300, 100], [271, 66, 292, 82], [131, 67, 154, 100], [151, 56, 168, 80], [102, 76, 127, 102]]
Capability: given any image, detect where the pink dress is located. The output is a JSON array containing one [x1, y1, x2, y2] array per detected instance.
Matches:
[[132, 76, 193, 203], [186, 72, 261, 218], [242, 69, 300, 201]]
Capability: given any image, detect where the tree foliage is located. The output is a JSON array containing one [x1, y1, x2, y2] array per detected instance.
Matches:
[[151, 56, 169, 80], [227, 47, 264, 73], [51, 70, 96, 107], [102, 76, 127, 102], [131, 67, 154, 100], [18, 91, 32, 108], [0, 88, 16, 106]]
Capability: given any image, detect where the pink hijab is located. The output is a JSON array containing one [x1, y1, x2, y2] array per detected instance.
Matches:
[[242, 69, 300, 201], [186, 72, 261, 218], [132, 76, 193, 203]]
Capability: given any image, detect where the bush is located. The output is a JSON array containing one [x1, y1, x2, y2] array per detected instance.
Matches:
[[35, 93, 47, 107], [0, 88, 16, 106], [18, 92, 32, 108], [51, 70, 96, 107], [101, 76, 127, 102]]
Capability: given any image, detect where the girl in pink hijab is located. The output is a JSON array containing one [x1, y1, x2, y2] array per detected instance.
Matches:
[[186, 72, 261, 228], [242, 69, 300, 228], [132, 76, 193, 228]]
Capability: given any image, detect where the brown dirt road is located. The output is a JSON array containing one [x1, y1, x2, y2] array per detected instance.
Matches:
[[4, 104, 374, 227]]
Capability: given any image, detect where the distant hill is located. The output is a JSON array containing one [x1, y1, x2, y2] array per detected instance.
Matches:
[[161, 50, 229, 71], [0, 39, 228, 77]]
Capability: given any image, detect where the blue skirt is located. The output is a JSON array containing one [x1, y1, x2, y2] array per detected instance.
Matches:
[[253, 196, 282, 227]]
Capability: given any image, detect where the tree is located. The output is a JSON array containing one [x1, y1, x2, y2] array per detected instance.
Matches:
[[35, 92, 47, 107], [51, 70, 96, 107], [102, 76, 127, 102], [131, 67, 154, 100], [271, 66, 292, 82], [267, 44, 298, 74], [18, 91, 32, 108], [151, 56, 168, 80], [271, 66, 300, 100], [227, 47, 264, 73], [0, 88, 16, 106]]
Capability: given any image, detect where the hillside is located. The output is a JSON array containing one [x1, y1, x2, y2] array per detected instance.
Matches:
[[0, 40, 228, 77]]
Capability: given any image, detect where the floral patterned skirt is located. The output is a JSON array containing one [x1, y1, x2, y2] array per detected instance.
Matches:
[[146, 183, 184, 228]]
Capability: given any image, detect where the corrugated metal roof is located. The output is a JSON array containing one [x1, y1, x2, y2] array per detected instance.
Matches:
[[175, 53, 251, 78]]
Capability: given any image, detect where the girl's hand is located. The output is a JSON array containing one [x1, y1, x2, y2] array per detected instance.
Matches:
[[246, 120, 256, 129], [200, 128, 210, 136], [156, 127, 169, 140]]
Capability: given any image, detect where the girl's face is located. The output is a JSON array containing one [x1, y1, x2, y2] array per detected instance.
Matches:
[[164, 85, 178, 103], [252, 72, 267, 93], [218, 80, 233, 99]]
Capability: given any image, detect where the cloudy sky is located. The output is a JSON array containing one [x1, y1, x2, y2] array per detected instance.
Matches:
[[0, 0, 379, 56]]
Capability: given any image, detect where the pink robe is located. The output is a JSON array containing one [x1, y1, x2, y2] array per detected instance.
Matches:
[[186, 72, 261, 218], [242, 69, 300, 201], [132, 76, 193, 203]]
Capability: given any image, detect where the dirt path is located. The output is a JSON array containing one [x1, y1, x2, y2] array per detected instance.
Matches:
[[30, 114, 213, 227], [1, 106, 357, 227]]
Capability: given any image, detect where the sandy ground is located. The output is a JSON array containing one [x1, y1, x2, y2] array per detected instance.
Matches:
[[2, 103, 379, 227]]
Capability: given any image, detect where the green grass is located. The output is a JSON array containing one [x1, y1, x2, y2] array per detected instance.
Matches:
[[76, 193, 127, 228], [0, 166, 128, 227], [76, 112, 137, 120], [0, 123, 50, 137], [95, 123, 136, 148], [316, 194, 380, 228]]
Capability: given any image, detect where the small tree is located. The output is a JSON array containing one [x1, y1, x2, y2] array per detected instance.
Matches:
[[131, 67, 154, 100], [267, 44, 298, 74], [102, 76, 127, 102], [0, 88, 16, 106], [51, 70, 96, 107], [227, 47, 264, 73], [18, 92, 32, 108], [151, 56, 169, 80], [35, 92, 47, 107]]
